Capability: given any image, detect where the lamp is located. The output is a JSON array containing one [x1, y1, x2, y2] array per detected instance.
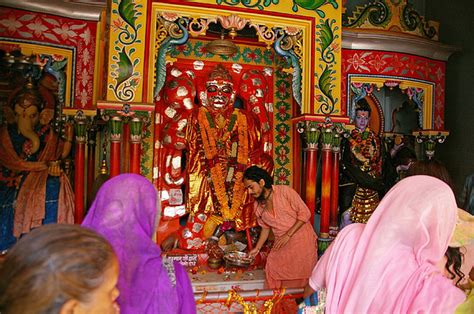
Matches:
[[204, 32, 238, 56]]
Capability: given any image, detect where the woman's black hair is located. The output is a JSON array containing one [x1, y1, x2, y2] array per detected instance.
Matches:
[[243, 166, 273, 188], [445, 246, 465, 287]]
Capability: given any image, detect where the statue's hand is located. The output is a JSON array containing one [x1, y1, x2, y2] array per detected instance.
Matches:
[[47, 160, 61, 177]]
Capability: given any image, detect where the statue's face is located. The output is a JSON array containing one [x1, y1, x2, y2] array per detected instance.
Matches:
[[355, 110, 370, 131], [205, 80, 234, 110], [14, 102, 40, 127]]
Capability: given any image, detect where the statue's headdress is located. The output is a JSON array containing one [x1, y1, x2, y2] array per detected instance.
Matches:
[[207, 64, 233, 83], [9, 78, 45, 111]]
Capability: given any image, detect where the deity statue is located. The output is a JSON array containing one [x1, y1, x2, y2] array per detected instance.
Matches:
[[0, 77, 74, 252], [339, 98, 384, 224], [159, 64, 272, 251]]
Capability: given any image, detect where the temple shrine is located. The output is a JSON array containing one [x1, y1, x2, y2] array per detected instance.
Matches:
[[0, 0, 464, 312]]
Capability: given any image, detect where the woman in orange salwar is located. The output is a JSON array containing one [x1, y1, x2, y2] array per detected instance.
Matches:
[[244, 166, 318, 288]]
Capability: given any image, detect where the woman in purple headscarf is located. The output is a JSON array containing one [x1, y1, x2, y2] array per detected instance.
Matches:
[[82, 174, 196, 313]]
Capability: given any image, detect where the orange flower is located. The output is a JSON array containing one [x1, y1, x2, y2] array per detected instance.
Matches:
[[198, 107, 249, 221]]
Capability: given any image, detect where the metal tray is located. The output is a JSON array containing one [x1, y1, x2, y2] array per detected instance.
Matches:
[[223, 251, 254, 267]]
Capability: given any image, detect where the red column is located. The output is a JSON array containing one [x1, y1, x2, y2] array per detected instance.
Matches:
[[130, 143, 141, 174], [320, 146, 332, 238], [73, 118, 87, 224], [298, 121, 320, 227], [304, 147, 318, 226], [109, 116, 123, 178], [329, 149, 340, 237], [110, 141, 121, 177], [122, 123, 130, 173], [74, 142, 85, 223], [86, 127, 96, 207], [129, 117, 143, 174]]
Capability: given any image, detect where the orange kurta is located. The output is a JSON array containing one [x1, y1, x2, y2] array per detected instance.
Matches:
[[255, 185, 318, 288]]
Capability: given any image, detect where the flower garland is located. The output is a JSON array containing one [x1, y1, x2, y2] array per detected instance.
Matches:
[[198, 107, 249, 221], [224, 288, 286, 313], [348, 128, 381, 175]]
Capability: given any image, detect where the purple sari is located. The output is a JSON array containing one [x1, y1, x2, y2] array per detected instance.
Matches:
[[82, 174, 196, 314]]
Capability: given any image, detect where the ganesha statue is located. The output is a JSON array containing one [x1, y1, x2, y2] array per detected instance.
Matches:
[[158, 64, 273, 252], [0, 76, 74, 252]]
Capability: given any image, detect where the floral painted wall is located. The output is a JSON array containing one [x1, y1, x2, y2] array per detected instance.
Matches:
[[342, 49, 446, 129], [0, 7, 100, 109]]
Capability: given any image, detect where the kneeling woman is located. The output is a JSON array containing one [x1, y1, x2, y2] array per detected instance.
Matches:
[[245, 166, 318, 288]]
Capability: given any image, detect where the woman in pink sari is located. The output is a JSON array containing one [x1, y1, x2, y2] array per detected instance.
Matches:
[[82, 174, 196, 314], [305, 175, 465, 313]]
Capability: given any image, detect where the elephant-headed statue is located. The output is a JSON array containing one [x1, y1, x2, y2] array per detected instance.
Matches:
[[0, 76, 75, 252]]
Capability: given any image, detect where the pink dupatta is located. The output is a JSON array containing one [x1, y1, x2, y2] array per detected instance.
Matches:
[[310, 175, 465, 313]]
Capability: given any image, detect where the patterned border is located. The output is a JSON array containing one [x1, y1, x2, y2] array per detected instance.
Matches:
[[107, 0, 146, 103], [0, 7, 98, 108], [342, 49, 445, 130]]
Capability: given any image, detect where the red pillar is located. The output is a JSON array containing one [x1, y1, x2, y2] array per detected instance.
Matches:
[[74, 142, 85, 223], [304, 148, 318, 226], [86, 128, 96, 207], [73, 117, 87, 224], [130, 143, 141, 174], [329, 149, 340, 237], [109, 116, 122, 178], [320, 147, 332, 238], [122, 123, 130, 173], [110, 141, 121, 178], [129, 117, 143, 174]]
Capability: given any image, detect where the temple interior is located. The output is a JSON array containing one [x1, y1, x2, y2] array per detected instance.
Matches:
[[1, 0, 473, 312]]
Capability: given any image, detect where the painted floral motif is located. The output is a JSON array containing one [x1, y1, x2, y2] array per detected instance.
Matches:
[[314, 18, 339, 115], [275, 80, 290, 99], [171, 41, 274, 66], [292, 0, 338, 18], [276, 145, 290, 166], [216, 0, 279, 10], [276, 123, 290, 143], [275, 167, 290, 185], [0, 8, 97, 108], [342, 50, 446, 129], [241, 47, 263, 63], [275, 101, 291, 121], [274, 69, 292, 185]]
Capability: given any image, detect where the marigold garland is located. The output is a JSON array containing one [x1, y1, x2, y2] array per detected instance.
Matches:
[[225, 288, 286, 313], [198, 107, 249, 221], [348, 128, 381, 176]]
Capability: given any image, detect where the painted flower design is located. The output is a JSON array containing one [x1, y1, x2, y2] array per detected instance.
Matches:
[[347, 53, 369, 71], [53, 24, 78, 41], [276, 146, 289, 165], [81, 48, 91, 65], [0, 15, 23, 33], [275, 168, 290, 185], [80, 68, 91, 87], [79, 27, 92, 45], [27, 18, 48, 37], [368, 54, 386, 72]]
